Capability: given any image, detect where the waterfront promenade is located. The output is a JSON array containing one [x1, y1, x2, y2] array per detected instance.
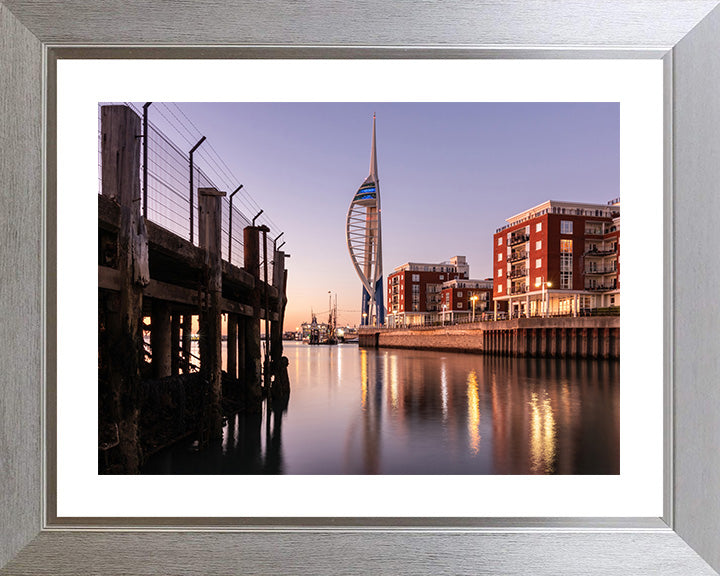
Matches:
[[359, 316, 619, 359]]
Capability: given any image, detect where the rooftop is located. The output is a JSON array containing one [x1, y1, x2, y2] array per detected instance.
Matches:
[[497, 199, 621, 233]]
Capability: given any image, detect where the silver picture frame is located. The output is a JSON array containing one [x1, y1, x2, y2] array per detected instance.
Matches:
[[2, 1, 720, 574]]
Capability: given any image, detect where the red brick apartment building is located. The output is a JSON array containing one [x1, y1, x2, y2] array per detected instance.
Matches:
[[387, 256, 469, 327], [440, 278, 494, 323], [492, 200, 620, 318]]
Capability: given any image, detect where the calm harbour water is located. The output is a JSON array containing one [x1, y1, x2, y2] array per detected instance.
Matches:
[[143, 341, 619, 475]]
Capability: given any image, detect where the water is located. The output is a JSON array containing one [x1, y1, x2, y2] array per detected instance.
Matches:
[[143, 341, 619, 475]]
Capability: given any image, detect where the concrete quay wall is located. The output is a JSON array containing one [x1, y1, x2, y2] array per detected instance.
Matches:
[[359, 317, 620, 359]]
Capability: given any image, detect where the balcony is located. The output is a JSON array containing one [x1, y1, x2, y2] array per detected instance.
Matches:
[[509, 233, 529, 246], [509, 268, 527, 280], [584, 247, 617, 257], [510, 284, 528, 295], [508, 250, 528, 263], [585, 282, 618, 292], [584, 266, 617, 275], [584, 227, 604, 236]]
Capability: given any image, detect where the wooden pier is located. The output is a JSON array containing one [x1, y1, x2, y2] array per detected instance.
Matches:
[[98, 105, 289, 473]]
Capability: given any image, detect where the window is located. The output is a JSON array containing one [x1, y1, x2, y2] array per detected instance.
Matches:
[[497, 253, 502, 261], [536, 222, 542, 232], [535, 258, 541, 269], [561, 220, 573, 234], [412, 284, 420, 294], [457, 302, 463, 309], [498, 237, 503, 246], [439, 275, 444, 280], [412, 274, 420, 282], [457, 291, 463, 298], [560, 239, 573, 289], [498, 284, 503, 293], [535, 240, 542, 251], [497, 269, 502, 277]]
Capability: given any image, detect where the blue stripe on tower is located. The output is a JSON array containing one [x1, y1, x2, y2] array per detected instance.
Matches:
[[374, 276, 385, 326]]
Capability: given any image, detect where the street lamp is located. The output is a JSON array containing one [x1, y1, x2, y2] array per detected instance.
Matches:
[[362, 312, 368, 326], [470, 294, 479, 323], [536, 277, 553, 317]]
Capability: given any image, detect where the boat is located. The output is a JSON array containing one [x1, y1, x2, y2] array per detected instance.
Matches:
[[300, 309, 337, 345], [335, 326, 359, 343]]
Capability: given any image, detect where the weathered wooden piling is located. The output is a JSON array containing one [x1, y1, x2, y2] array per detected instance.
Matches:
[[170, 313, 180, 376], [243, 225, 263, 389], [227, 313, 238, 379], [99, 105, 148, 474], [270, 250, 290, 402], [151, 300, 171, 378], [198, 187, 225, 440], [181, 314, 192, 373]]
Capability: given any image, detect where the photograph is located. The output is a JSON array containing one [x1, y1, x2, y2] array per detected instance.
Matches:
[[98, 101, 620, 476]]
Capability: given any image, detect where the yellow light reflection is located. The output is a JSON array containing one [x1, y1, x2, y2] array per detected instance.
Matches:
[[466, 370, 481, 455], [390, 354, 399, 410], [529, 391, 557, 473], [360, 348, 368, 410], [440, 361, 448, 421]]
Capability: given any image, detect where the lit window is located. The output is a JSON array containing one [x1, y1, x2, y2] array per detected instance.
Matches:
[[497, 253, 502, 261], [560, 239, 573, 253], [535, 240, 542, 251], [535, 258, 541, 269], [498, 237, 503, 246], [536, 222, 542, 232], [497, 269, 502, 277], [498, 284, 503, 293], [561, 220, 573, 234]]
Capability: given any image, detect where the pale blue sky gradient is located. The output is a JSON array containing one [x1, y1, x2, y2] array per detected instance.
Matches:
[[145, 102, 619, 329]]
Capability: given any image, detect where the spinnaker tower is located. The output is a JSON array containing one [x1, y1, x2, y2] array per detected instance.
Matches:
[[346, 114, 385, 326]]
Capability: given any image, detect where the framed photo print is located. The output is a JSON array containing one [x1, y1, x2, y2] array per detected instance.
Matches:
[[1, 2, 720, 574]]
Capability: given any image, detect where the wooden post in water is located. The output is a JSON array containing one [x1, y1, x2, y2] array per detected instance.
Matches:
[[237, 315, 246, 381], [271, 250, 287, 367], [227, 314, 238, 379], [181, 314, 192, 373], [270, 250, 290, 403], [99, 105, 148, 473], [198, 187, 225, 440], [243, 225, 263, 391], [151, 300, 171, 378], [170, 313, 180, 376]]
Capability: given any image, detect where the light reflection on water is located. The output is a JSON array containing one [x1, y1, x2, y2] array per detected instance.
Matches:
[[143, 341, 619, 475]]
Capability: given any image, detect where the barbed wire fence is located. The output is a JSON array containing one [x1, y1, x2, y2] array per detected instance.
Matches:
[[98, 102, 284, 270]]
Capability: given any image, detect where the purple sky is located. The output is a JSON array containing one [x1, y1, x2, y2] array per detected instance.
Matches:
[[143, 102, 619, 329]]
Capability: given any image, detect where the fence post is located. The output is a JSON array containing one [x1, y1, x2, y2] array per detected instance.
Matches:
[[188, 136, 206, 244], [228, 184, 243, 265]]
